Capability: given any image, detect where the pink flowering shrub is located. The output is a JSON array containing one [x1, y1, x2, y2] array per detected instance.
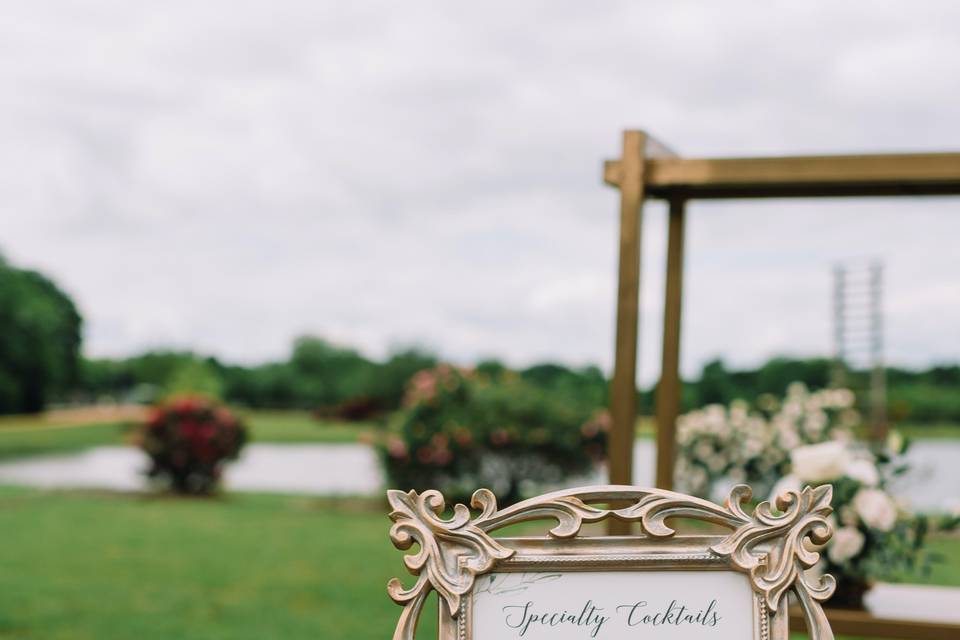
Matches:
[[139, 395, 248, 495], [380, 364, 607, 504]]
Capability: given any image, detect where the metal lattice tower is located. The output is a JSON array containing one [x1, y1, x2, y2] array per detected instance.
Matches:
[[832, 260, 886, 439]]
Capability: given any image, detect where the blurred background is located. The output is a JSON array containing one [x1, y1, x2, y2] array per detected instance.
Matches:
[[1, 1, 958, 638]]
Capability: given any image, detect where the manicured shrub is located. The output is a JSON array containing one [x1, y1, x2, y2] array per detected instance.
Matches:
[[139, 396, 248, 495], [379, 364, 607, 504]]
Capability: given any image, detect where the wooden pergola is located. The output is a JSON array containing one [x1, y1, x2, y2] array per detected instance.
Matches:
[[602, 132, 960, 640], [603, 129, 960, 502]]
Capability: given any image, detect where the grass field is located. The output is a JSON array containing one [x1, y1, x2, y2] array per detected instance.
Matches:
[[0, 411, 376, 461], [0, 486, 956, 640], [0, 486, 414, 639]]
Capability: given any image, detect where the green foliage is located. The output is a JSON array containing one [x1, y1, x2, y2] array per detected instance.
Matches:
[[695, 359, 736, 405], [223, 362, 302, 408], [0, 256, 82, 413], [163, 360, 224, 399], [680, 357, 834, 410], [887, 382, 960, 423], [364, 348, 437, 409], [379, 365, 608, 504], [74, 336, 960, 431], [520, 363, 608, 409], [79, 351, 215, 404], [288, 336, 377, 407], [675, 357, 960, 428]]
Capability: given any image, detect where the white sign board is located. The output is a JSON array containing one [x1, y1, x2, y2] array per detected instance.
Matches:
[[472, 571, 756, 640]]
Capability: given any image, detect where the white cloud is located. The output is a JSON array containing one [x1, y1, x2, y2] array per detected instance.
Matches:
[[2, 1, 960, 384]]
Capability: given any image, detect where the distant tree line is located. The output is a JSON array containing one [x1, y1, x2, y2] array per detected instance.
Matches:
[[2, 255, 958, 424], [76, 348, 960, 426], [670, 357, 960, 424], [78, 341, 610, 421], [79, 338, 438, 419]]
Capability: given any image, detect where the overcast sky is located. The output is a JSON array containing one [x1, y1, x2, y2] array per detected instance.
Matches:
[[3, 1, 959, 384]]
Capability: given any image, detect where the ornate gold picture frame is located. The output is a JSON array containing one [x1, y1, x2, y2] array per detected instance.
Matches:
[[387, 484, 836, 640]]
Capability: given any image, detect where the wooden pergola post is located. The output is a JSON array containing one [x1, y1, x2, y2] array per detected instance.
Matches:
[[654, 196, 686, 490], [606, 131, 646, 534], [602, 130, 960, 504]]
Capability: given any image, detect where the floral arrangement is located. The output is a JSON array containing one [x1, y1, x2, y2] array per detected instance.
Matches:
[[139, 395, 248, 495], [771, 436, 940, 608], [677, 383, 956, 607], [674, 383, 859, 500], [379, 364, 607, 504]]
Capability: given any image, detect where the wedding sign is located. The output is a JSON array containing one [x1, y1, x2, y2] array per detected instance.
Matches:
[[386, 485, 836, 640], [473, 571, 754, 639]]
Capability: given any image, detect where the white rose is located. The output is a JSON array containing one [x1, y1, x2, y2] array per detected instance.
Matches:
[[777, 421, 801, 449], [695, 442, 713, 460], [791, 441, 850, 483], [828, 526, 865, 563], [689, 466, 707, 490], [803, 412, 828, 437], [834, 389, 856, 408], [844, 458, 880, 486], [853, 488, 898, 532]]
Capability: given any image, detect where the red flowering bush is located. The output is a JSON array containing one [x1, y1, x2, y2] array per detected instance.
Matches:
[[140, 395, 248, 495], [380, 365, 607, 504]]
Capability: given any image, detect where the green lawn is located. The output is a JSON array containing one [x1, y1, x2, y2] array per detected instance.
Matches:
[[242, 411, 376, 444], [0, 486, 956, 640], [0, 421, 132, 461], [0, 411, 376, 461], [0, 486, 416, 639], [896, 421, 960, 440]]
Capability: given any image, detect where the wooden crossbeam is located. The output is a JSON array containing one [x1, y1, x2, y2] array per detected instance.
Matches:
[[605, 152, 960, 198]]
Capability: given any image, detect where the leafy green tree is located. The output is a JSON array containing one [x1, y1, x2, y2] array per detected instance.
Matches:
[[289, 336, 377, 407], [475, 358, 508, 379], [164, 360, 224, 399], [0, 256, 82, 413], [695, 359, 735, 405], [520, 363, 608, 411], [126, 351, 200, 387], [754, 357, 832, 395], [366, 348, 437, 408]]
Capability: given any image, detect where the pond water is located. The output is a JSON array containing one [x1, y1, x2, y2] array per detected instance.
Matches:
[[0, 444, 381, 495], [0, 441, 955, 512]]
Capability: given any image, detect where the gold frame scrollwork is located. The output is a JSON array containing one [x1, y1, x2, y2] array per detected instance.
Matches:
[[387, 484, 835, 640]]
